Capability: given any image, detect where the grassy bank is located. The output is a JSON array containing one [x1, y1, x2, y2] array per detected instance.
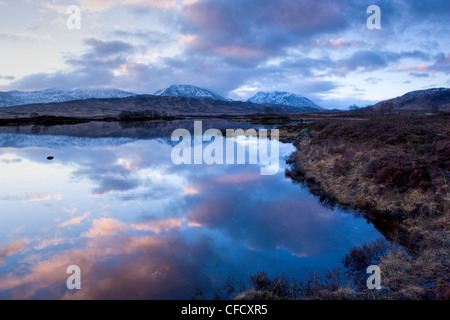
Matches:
[[271, 114, 449, 299]]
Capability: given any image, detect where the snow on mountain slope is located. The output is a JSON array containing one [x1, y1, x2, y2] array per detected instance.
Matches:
[[0, 88, 137, 107], [154, 85, 230, 101], [401, 87, 449, 98], [248, 91, 324, 109], [370, 87, 450, 111]]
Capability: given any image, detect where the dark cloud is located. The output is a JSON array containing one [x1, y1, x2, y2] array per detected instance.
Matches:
[[432, 52, 450, 74], [178, 0, 437, 68], [331, 50, 431, 76], [338, 51, 389, 72], [296, 80, 338, 94], [180, 0, 362, 67], [11, 38, 136, 90], [11, 69, 115, 90], [404, 0, 450, 20], [0, 75, 15, 80], [278, 57, 333, 77], [83, 37, 134, 57], [113, 30, 177, 44], [364, 77, 380, 85], [409, 72, 430, 78]]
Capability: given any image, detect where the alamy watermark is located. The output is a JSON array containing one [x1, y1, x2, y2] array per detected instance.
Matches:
[[366, 265, 382, 290], [66, 265, 81, 290], [367, 5, 381, 30], [170, 121, 280, 176], [67, 5, 81, 30]]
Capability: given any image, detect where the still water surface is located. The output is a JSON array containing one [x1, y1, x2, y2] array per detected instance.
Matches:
[[0, 120, 383, 299]]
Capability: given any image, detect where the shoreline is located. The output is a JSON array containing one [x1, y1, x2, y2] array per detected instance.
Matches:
[[274, 114, 449, 299]]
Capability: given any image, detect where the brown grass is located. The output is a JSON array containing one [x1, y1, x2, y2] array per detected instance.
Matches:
[[277, 113, 450, 300]]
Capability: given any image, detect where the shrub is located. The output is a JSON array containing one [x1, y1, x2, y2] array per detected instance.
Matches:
[[343, 239, 391, 288]]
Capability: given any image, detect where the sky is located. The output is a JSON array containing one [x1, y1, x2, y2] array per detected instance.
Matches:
[[0, 0, 449, 109]]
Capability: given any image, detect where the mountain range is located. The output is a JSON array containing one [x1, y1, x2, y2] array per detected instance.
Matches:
[[0, 85, 323, 110], [0, 85, 448, 113], [0, 88, 136, 108]]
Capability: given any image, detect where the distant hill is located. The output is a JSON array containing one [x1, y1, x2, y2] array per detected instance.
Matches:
[[0, 88, 137, 108], [0, 95, 320, 121], [154, 84, 230, 102], [248, 91, 324, 110], [370, 88, 450, 111]]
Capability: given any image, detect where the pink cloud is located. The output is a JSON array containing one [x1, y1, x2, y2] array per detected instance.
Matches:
[[60, 212, 91, 228], [320, 38, 360, 48], [131, 218, 185, 234], [214, 45, 265, 60], [78, 0, 178, 12], [82, 218, 127, 238], [0, 238, 30, 265], [0, 234, 204, 299], [183, 186, 200, 196], [216, 173, 261, 185], [399, 64, 430, 72], [33, 238, 66, 250]]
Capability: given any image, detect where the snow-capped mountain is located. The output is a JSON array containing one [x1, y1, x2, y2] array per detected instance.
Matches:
[[154, 85, 230, 101], [0, 88, 137, 107], [248, 91, 324, 109]]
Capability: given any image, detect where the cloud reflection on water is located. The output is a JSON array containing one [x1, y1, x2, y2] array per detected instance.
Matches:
[[0, 130, 382, 299]]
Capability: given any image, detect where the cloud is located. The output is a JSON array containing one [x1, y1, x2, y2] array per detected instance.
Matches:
[[91, 177, 141, 196], [409, 72, 430, 78], [317, 38, 362, 49], [4, 0, 449, 105], [334, 51, 389, 74], [180, 0, 359, 67], [11, 69, 115, 91], [113, 29, 177, 44], [331, 50, 431, 76], [0, 194, 62, 202], [33, 238, 66, 250], [0, 138, 383, 299], [60, 212, 91, 228], [80, 212, 184, 239], [0, 232, 219, 299], [131, 218, 185, 234], [0, 32, 51, 42], [399, 53, 450, 74], [403, 0, 450, 21], [0, 75, 15, 80], [78, 0, 178, 12], [10, 37, 135, 90], [0, 238, 30, 265], [41, 3, 68, 15], [182, 169, 378, 258], [82, 218, 127, 238], [83, 37, 134, 57]]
